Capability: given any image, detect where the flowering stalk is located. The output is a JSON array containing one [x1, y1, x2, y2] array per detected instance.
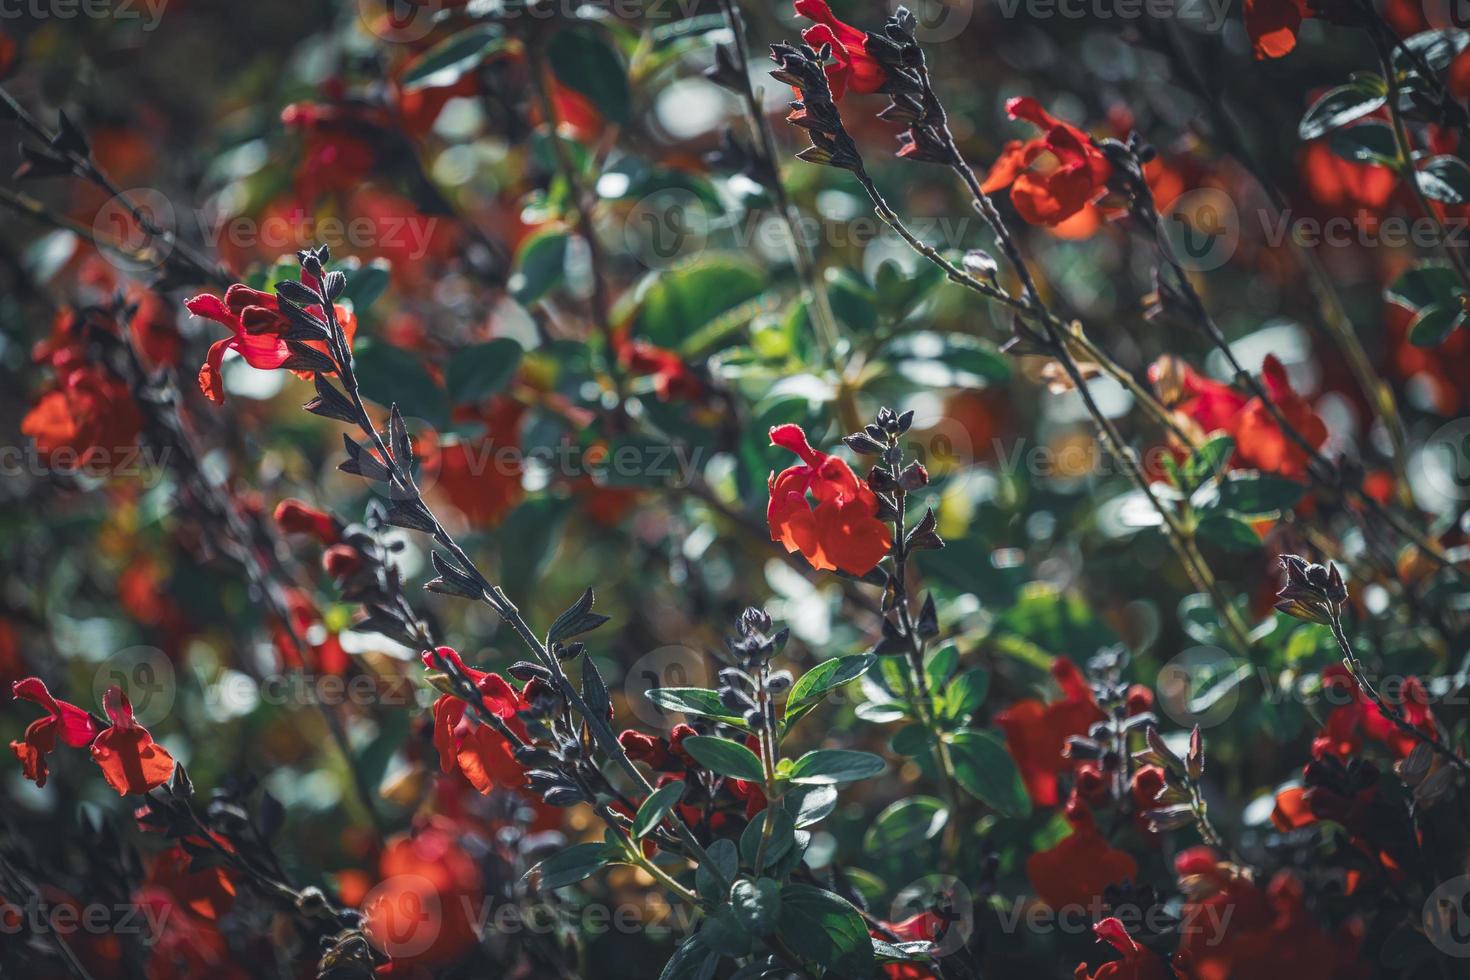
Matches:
[[772, 33, 1255, 654], [288, 247, 729, 884]]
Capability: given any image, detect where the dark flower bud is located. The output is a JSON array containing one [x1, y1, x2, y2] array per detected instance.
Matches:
[[508, 661, 552, 682], [844, 432, 886, 455], [897, 461, 929, 491]]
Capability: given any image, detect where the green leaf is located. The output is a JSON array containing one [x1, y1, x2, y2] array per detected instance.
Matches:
[[1327, 122, 1398, 166], [696, 839, 738, 902], [924, 644, 958, 691], [778, 885, 875, 978], [1196, 512, 1262, 552], [1387, 262, 1462, 311], [1298, 79, 1387, 141], [1182, 434, 1234, 489], [340, 260, 392, 311], [351, 339, 448, 429], [788, 749, 886, 785], [658, 935, 720, 980], [623, 254, 766, 349], [889, 722, 932, 758], [784, 654, 875, 726], [699, 905, 752, 957], [731, 878, 782, 935], [786, 784, 838, 828], [946, 728, 1031, 818], [864, 796, 949, 853], [739, 807, 796, 869], [682, 736, 764, 782], [1215, 473, 1307, 516], [446, 338, 523, 407], [1416, 156, 1470, 204], [938, 667, 989, 723], [633, 781, 685, 838], [531, 842, 617, 889], [1408, 303, 1465, 346], [646, 688, 749, 726], [1394, 29, 1470, 76], [401, 25, 505, 90], [547, 27, 631, 125], [511, 227, 570, 305]]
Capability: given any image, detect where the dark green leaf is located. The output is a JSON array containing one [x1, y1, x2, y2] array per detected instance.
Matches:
[[947, 728, 1031, 818], [658, 935, 720, 980], [788, 749, 885, 785], [731, 878, 782, 935], [1196, 512, 1262, 553], [1215, 474, 1307, 516], [402, 25, 505, 89], [446, 338, 524, 406], [1416, 156, 1470, 204], [511, 228, 570, 305], [1298, 79, 1387, 141], [531, 842, 617, 889], [548, 27, 631, 125], [784, 654, 875, 725], [646, 688, 749, 726], [682, 736, 764, 782], [778, 885, 875, 978], [633, 781, 686, 838], [864, 796, 948, 852], [351, 340, 448, 429], [739, 807, 795, 869]]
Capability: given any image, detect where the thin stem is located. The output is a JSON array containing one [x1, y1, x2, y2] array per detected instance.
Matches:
[[714, 0, 841, 362], [1327, 607, 1468, 773], [309, 267, 730, 891], [526, 42, 629, 415]]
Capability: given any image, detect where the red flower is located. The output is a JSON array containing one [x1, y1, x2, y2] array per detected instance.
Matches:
[[1311, 665, 1435, 761], [1233, 355, 1328, 480], [184, 273, 358, 405], [90, 686, 176, 795], [1245, 0, 1311, 60], [1026, 801, 1138, 910], [1075, 918, 1172, 980], [794, 0, 887, 101], [767, 423, 891, 576], [427, 398, 526, 528], [21, 364, 143, 473], [10, 678, 101, 788], [273, 497, 340, 544], [980, 98, 1112, 227], [1153, 354, 1326, 481], [995, 658, 1104, 807], [618, 337, 703, 402], [425, 647, 528, 794], [1174, 856, 1368, 980]]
